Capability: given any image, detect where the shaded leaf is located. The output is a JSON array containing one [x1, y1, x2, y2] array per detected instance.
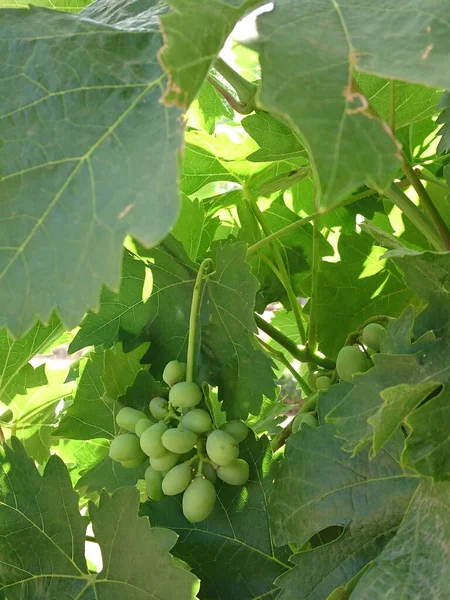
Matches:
[[143, 434, 290, 600], [0, 3, 182, 337], [172, 195, 206, 261]]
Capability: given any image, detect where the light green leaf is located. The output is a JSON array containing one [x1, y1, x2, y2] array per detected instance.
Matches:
[[55, 438, 109, 485], [181, 142, 239, 196], [352, 480, 450, 600], [160, 0, 260, 107], [77, 454, 147, 495], [272, 386, 418, 599], [0, 0, 91, 11], [143, 434, 290, 600], [8, 368, 75, 463], [403, 386, 450, 480], [172, 195, 205, 261], [0, 313, 63, 405], [0, 3, 183, 337], [0, 438, 199, 598], [188, 79, 234, 134], [242, 111, 306, 162], [69, 250, 152, 353], [55, 342, 149, 440]]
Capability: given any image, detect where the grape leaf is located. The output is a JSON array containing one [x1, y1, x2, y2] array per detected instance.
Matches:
[[0, 437, 199, 598], [76, 454, 147, 495], [0, 3, 183, 337], [327, 308, 450, 454], [242, 111, 306, 162], [181, 142, 239, 196], [351, 479, 450, 600], [402, 386, 450, 480], [355, 73, 441, 129], [69, 249, 152, 353], [160, 0, 260, 107], [142, 434, 291, 600], [437, 91, 450, 153], [55, 342, 149, 440], [138, 236, 276, 419], [0, 0, 91, 10], [314, 232, 413, 359], [271, 386, 418, 599], [55, 438, 109, 486], [8, 368, 76, 464], [0, 313, 63, 405], [172, 195, 206, 261], [189, 80, 234, 135]]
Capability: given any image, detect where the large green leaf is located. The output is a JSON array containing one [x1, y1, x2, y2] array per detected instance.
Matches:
[[160, 0, 260, 107], [69, 249, 152, 353], [142, 434, 290, 600], [352, 479, 450, 600], [249, 0, 450, 207], [0, 0, 91, 10], [0, 3, 182, 337], [135, 236, 276, 419], [55, 342, 149, 440], [0, 437, 199, 598], [0, 313, 63, 404], [271, 386, 418, 599]]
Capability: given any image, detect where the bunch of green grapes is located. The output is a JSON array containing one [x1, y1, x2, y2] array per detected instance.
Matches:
[[108, 359, 250, 523]]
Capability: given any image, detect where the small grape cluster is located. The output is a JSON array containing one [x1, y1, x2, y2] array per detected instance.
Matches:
[[292, 323, 386, 433], [109, 360, 249, 523]]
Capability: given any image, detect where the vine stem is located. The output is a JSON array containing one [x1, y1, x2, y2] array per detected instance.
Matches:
[[243, 185, 307, 344], [401, 161, 450, 250], [308, 193, 320, 351], [384, 185, 444, 250], [257, 337, 312, 396], [186, 258, 214, 383], [254, 313, 335, 370], [207, 75, 254, 115], [270, 393, 318, 452], [246, 188, 375, 258], [213, 57, 257, 109]]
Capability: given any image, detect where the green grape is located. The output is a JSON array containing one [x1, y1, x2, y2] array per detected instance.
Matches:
[[169, 381, 202, 408], [206, 430, 239, 466], [361, 323, 385, 352], [163, 360, 187, 387], [316, 376, 331, 390], [150, 450, 179, 472], [162, 463, 192, 496], [140, 422, 168, 458], [292, 412, 319, 434], [135, 418, 154, 437], [116, 407, 147, 432], [161, 428, 197, 454], [109, 434, 143, 462], [182, 477, 216, 523], [180, 408, 212, 434], [336, 345, 370, 382], [121, 454, 147, 468], [0, 408, 13, 423], [220, 420, 248, 443], [149, 397, 169, 420], [201, 461, 217, 484], [217, 459, 249, 485], [145, 465, 163, 501], [307, 371, 318, 391]]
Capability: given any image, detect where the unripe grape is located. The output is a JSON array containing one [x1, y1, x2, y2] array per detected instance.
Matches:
[[149, 397, 169, 420], [336, 345, 370, 382], [109, 434, 143, 462], [135, 418, 154, 437], [163, 360, 187, 387], [292, 412, 319, 434], [161, 428, 197, 454], [206, 430, 239, 466], [162, 463, 192, 496], [202, 461, 217, 484], [220, 420, 248, 443], [145, 466, 163, 501], [217, 459, 249, 485], [361, 323, 385, 352], [116, 407, 147, 432], [150, 450, 179, 472], [169, 381, 202, 408], [140, 422, 168, 458], [180, 409, 212, 434], [316, 376, 331, 390], [182, 477, 216, 523], [121, 454, 147, 468]]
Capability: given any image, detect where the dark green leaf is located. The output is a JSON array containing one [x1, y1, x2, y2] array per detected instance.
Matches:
[[77, 454, 147, 495], [352, 479, 450, 600], [143, 434, 290, 600], [0, 4, 182, 337]]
